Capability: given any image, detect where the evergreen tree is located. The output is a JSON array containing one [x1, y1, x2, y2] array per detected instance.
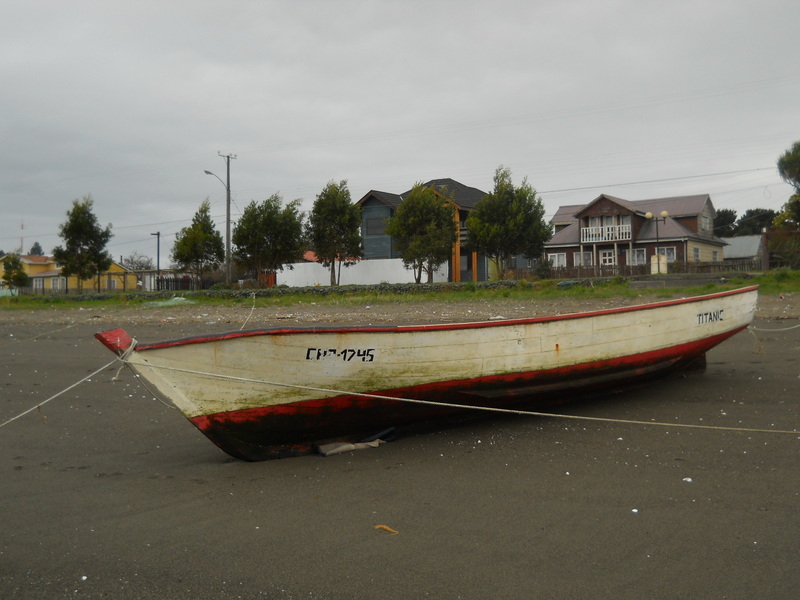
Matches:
[[734, 209, 777, 236], [776, 141, 800, 230], [52, 195, 113, 292], [714, 208, 737, 237], [29, 241, 44, 255], [385, 183, 457, 283], [466, 166, 551, 280], [306, 180, 363, 286], [171, 199, 224, 286], [233, 194, 305, 283], [2, 254, 30, 290]]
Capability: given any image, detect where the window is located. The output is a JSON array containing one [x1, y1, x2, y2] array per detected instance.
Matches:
[[693, 247, 700, 262], [627, 248, 646, 265], [600, 250, 616, 266], [712, 250, 719, 261], [656, 246, 676, 263], [573, 251, 592, 266], [547, 253, 566, 267], [365, 217, 386, 235]]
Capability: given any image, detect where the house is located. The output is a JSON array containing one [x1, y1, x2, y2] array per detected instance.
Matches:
[[544, 194, 726, 273], [720, 235, 767, 270], [0, 254, 137, 293], [356, 178, 490, 282]]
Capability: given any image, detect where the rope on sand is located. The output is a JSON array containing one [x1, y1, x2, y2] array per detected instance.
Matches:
[[0, 359, 117, 429], [239, 292, 258, 330], [4, 321, 81, 344], [749, 322, 800, 332]]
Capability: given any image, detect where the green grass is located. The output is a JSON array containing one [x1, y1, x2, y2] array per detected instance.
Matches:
[[1, 270, 798, 312]]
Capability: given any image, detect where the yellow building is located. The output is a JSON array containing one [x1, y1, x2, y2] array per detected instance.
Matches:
[[0, 254, 137, 294]]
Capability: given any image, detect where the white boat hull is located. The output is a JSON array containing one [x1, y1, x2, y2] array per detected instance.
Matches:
[[96, 286, 758, 460]]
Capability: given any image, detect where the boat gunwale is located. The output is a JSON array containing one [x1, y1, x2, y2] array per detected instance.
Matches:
[[129, 285, 759, 352]]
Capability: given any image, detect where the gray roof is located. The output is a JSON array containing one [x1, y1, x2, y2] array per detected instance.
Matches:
[[632, 194, 712, 218], [357, 190, 404, 209], [720, 235, 763, 259], [551, 204, 584, 226], [546, 193, 721, 248], [404, 178, 487, 209], [551, 194, 713, 224], [359, 178, 488, 211]]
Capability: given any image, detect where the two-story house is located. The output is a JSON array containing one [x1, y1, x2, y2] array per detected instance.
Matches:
[[544, 194, 726, 273], [356, 178, 490, 282]]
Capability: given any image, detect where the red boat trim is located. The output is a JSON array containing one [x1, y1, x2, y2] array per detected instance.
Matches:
[[116, 285, 758, 352]]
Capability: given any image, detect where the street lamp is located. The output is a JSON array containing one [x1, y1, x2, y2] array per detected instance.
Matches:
[[204, 152, 236, 284], [645, 210, 669, 274]]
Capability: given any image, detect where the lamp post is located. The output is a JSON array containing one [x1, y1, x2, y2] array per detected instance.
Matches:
[[204, 153, 236, 284], [150, 231, 160, 290], [645, 210, 669, 274]]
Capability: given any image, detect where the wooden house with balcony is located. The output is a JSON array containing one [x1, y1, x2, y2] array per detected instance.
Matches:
[[544, 194, 726, 274], [356, 178, 490, 282]]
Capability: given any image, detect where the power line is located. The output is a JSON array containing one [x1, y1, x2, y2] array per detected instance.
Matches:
[[540, 167, 774, 195]]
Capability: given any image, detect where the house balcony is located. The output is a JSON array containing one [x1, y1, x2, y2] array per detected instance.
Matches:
[[580, 224, 632, 243]]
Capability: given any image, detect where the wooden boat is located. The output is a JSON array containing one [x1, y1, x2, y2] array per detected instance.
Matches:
[[96, 285, 758, 461]]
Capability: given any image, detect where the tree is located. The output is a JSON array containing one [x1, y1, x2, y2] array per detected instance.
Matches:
[[384, 183, 458, 283], [713, 208, 737, 237], [171, 199, 224, 286], [122, 251, 155, 271], [734, 208, 777, 236], [1, 253, 30, 290], [306, 180, 363, 286], [29, 242, 44, 256], [466, 166, 552, 280], [233, 194, 305, 284], [778, 140, 800, 190], [776, 141, 800, 230], [52, 195, 113, 293]]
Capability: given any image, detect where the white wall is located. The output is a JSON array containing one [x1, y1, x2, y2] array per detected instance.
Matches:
[[276, 258, 448, 287]]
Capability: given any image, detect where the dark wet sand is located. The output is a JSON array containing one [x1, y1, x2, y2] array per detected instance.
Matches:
[[2, 297, 799, 599]]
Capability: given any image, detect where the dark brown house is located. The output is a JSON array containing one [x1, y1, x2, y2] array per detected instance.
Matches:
[[544, 194, 726, 272]]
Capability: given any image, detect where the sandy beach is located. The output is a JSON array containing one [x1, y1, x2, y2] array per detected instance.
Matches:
[[1, 291, 799, 599]]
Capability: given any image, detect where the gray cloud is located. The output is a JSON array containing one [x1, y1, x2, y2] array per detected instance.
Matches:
[[1, 0, 797, 265]]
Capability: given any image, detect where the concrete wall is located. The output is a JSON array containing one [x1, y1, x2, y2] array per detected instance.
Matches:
[[275, 258, 448, 287]]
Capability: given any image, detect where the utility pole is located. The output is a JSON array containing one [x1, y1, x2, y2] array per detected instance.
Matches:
[[206, 152, 237, 284], [150, 231, 161, 290], [220, 152, 236, 284]]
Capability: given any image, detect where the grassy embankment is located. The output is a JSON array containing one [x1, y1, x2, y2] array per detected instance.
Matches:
[[1, 269, 797, 313]]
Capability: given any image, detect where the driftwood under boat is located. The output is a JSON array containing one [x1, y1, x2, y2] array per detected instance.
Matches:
[[96, 286, 759, 461]]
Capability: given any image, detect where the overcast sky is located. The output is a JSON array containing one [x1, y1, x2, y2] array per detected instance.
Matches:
[[1, 0, 798, 266]]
